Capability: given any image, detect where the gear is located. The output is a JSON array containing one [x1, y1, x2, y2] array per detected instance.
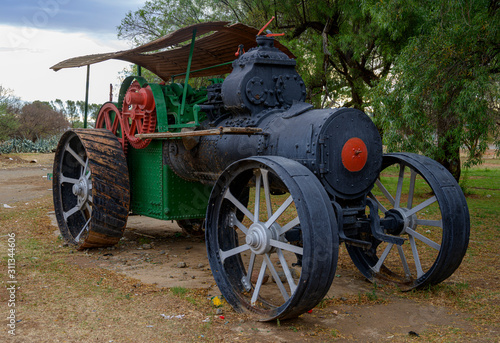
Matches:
[[121, 81, 157, 149]]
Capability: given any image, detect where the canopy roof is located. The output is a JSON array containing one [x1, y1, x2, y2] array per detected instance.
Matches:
[[50, 22, 294, 80]]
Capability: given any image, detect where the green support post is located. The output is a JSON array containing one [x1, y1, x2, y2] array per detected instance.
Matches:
[[83, 64, 90, 128], [180, 28, 197, 116]]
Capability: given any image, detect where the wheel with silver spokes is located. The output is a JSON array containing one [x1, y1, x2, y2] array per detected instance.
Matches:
[[53, 129, 130, 249], [347, 153, 469, 290], [206, 156, 338, 320]]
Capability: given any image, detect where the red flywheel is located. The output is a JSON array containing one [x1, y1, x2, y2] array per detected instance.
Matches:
[[96, 102, 128, 153], [121, 81, 157, 149]]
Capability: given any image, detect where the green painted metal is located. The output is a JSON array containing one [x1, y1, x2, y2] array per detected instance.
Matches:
[[84, 65, 90, 128], [180, 28, 197, 117], [127, 140, 210, 220]]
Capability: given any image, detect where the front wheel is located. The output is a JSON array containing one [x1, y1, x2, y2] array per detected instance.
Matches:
[[347, 153, 470, 290], [206, 156, 339, 320]]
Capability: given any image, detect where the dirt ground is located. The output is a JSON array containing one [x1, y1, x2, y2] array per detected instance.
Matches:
[[1, 152, 498, 342]]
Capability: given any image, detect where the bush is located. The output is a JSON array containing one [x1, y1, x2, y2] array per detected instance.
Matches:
[[0, 135, 61, 154]]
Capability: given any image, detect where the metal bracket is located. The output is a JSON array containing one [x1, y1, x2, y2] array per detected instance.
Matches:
[[366, 198, 405, 246], [332, 202, 372, 249]]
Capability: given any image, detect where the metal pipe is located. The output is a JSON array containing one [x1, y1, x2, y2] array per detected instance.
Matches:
[[83, 65, 90, 128], [180, 28, 197, 116]]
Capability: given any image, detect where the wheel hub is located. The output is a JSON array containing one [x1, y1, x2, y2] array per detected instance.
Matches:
[[246, 222, 281, 255], [73, 177, 91, 209], [385, 208, 417, 235]]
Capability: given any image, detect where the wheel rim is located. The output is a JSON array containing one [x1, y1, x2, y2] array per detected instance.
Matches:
[[206, 156, 338, 320], [347, 153, 469, 290]]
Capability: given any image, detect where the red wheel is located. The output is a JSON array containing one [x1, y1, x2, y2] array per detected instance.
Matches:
[[121, 81, 157, 149], [96, 102, 127, 153]]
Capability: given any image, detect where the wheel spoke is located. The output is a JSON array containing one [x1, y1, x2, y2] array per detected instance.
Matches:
[[406, 227, 441, 250], [129, 120, 137, 135], [224, 189, 254, 222], [372, 243, 393, 273], [277, 216, 300, 236], [396, 245, 411, 279], [246, 252, 256, 281], [375, 179, 395, 206], [104, 112, 111, 129], [368, 192, 388, 213], [230, 212, 248, 235], [60, 175, 79, 184], [265, 195, 294, 227], [254, 170, 261, 222], [251, 259, 268, 305], [74, 217, 91, 243], [394, 164, 405, 208], [111, 115, 119, 133], [264, 254, 289, 302], [84, 202, 92, 216], [407, 169, 417, 209], [409, 235, 424, 278], [63, 205, 80, 221], [219, 244, 251, 264], [270, 239, 303, 255], [405, 196, 437, 218], [65, 144, 85, 167], [277, 249, 297, 293], [136, 119, 143, 133], [261, 169, 273, 218]]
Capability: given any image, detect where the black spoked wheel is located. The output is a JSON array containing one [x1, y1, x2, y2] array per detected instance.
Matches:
[[53, 129, 130, 249], [347, 153, 470, 290], [177, 219, 205, 237], [206, 156, 338, 320]]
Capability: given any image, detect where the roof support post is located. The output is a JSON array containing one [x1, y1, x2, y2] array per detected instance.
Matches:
[[180, 28, 197, 117], [84, 64, 90, 128]]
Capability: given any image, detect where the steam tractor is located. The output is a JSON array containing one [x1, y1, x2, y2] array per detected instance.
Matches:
[[51, 22, 470, 320]]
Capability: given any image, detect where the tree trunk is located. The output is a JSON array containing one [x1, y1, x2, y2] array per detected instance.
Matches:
[[437, 116, 461, 182]]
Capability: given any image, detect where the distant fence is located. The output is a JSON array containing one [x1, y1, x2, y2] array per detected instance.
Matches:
[[0, 135, 61, 154]]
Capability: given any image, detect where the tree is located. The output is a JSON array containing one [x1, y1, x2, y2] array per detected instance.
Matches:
[[118, 1, 419, 109], [17, 101, 69, 141], [0, 85, 22, 141], [50, 99, 101, 127], [374, 0, 500, 180]]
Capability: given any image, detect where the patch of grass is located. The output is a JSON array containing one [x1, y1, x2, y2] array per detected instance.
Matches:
[[171, 286, 188, 297]]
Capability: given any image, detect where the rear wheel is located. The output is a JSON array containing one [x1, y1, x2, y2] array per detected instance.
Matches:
[[52, 129, 130, 249], [206, 156, 338, 320]]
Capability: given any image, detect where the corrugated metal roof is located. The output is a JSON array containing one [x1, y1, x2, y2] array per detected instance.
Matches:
[[50, 22, 294, 80]]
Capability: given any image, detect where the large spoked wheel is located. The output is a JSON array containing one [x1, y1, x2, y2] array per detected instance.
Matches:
[[53, 129, 130, 249], [347, 153, 470, 290], [206, 156, 339, 321]]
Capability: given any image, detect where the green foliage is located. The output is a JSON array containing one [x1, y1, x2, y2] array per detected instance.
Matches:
[[117, 0, 499, 178], [0, 113, 20, 141], [373, 0, 499, 180]]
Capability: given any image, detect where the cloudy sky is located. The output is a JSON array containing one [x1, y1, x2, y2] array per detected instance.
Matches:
[[0, 0, 147, 105]]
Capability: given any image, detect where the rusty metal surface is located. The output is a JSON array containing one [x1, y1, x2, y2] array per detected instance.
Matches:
[[53, 129, 130, 250], [50, 22, 295, 80], [136, 126, 263, 139]]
